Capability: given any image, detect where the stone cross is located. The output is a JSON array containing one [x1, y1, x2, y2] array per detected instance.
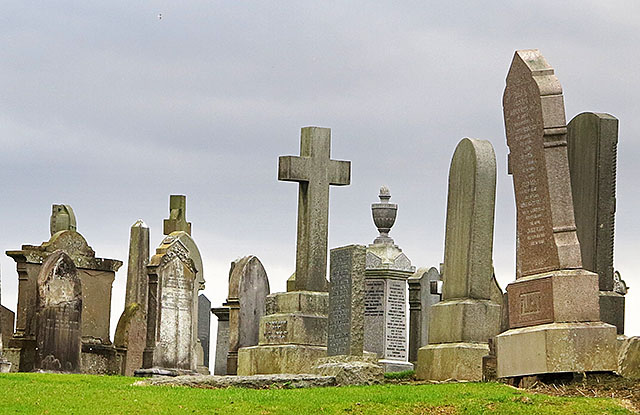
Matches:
[[278, 127, 351, 292], [163, 195, 192, 236], [328, 244, 366, 356], [124, 220, 150, 309], [503, 49, 582, 278]]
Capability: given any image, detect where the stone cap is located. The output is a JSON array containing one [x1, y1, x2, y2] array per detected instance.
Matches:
[[366, 243, 414, 274], [6, 230, 122, 272]]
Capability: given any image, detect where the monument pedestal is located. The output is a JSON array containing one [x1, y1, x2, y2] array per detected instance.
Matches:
[[495, 322, 617, 378], [599, 291, 625, 335], [237, 291, 328, 375], [416, 299, 501, 381]]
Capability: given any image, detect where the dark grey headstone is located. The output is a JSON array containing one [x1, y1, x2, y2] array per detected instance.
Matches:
[[36, 250, 82, 372], [408, 267, 441, 363], [567, 112, 626, 334], [211, 307, 229, 376], [198, 294, 211, 367], [328, 244, 366, 356]]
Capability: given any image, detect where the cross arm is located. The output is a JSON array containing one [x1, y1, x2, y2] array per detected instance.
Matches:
[[328, 160, 351, 186], [278, 155, 310, 182]]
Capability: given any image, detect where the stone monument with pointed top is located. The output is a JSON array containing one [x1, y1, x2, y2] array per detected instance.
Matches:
[[139, 195, 205, 376], [364, 186, 415, 372], [416, 138, 503, 381], [495, 49, 617, 378], [238, 126, 351, 375], [114, 219, 150, 375], [567, 112, 627, 334]]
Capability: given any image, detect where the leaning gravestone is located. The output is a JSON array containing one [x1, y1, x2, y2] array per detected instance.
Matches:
[[197, 294, 211, 370], [416, 138, 502, 381], [567, 112, 627, 334], [364, 187, 415, 372], [495, 49, 617, 378], [5, 204, 122, 373], [408, 267, 441, 364], [223, 256, 270, 375], [114, 219, 150, 376], [140, 195, 205, 375], [327, 245, 366, 356], [36, 250, 82, 372], [237, 126, 351, 375]]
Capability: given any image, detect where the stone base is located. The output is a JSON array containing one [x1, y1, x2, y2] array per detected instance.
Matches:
[[313, 355, 383, 385], [600, 291, 625, 335], [379, 360, 414, 373], [506, 269, 599, 328], [428, 299, 501, 344], [415, 342, 488, 381], [495, 322, 617, 378], [0, 358, 11, 373], [134, 367, 199, 378], [237, 344, 327, 375], [617, 336, 640, 379]]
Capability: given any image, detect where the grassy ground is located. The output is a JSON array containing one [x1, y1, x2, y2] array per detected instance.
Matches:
[[0, 373, 631, 415]]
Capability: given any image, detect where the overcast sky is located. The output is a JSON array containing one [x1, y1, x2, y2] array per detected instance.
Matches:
[[2, 2, 639, 366]]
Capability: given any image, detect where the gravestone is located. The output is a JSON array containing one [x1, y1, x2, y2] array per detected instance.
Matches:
[[0, 271, 12, 372], [211, 307, 229, 375], [408, 267, 441, 364], [495, 49, 617, 378], [416, 138, 502, 381], [197, 294, 211, 374], [238, 126, 351, 375], [141, 196, 205, 375], [364, 187, 415, 372], [163, 195, 191, 236], [328, 245, 366, 356], [114, 220, 150, 376], [223, 256, 270, 375], [567, 112, 627, 334], [36, 250, 82, 372], [5, 204, 122, 373]]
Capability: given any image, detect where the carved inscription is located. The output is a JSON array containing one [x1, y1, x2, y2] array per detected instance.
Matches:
[[264, 320, 288, 343], [385, 280, 407, 360], [519, 291, 541, 315], [505, 76, 557, 276], [507, 277, 554, 328], [328, 249, 352, 355], [364, 280, 384, 317]]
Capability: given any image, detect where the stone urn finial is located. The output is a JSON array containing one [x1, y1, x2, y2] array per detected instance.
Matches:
[[372, 186, 397, 244]]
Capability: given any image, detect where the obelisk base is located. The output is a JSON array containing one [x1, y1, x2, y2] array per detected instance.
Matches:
[[237, 291, 328, 375], [495, 322, 617, 378]]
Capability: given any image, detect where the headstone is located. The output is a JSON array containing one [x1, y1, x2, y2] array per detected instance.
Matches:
[[0, 270, 12, 372], [495, 49, 617, 378], [364, 187, 415, 372], [197, 294, 211, 373], [223, 256, 270, 374], [407, 267, 441, 364], [5, 204, 122, 373], [211, 307, 229, 375], [141, 196, 204, 374], [114, 220, 150, 376], [35, 250, 82, 372], [416, 138, 503, 381], [238, 126, 351, 375], [328, 245, 366, 356], [567, 112, 627, 334]]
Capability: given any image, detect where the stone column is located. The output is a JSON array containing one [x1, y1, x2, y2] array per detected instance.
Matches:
[[364, 187, 415, 373], [211, 307, 229, 376]]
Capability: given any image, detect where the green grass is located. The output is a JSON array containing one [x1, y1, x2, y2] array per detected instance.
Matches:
[[0, 373, 630, 415], [383, 369, 415, 380]]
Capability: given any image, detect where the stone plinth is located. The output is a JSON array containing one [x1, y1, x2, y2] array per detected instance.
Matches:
[[417, 343, 489, 381], [408, 267, 441, 364], [495, 322, 617, 378], [211, 307, 229, 375], [237, 291, 328, 375]]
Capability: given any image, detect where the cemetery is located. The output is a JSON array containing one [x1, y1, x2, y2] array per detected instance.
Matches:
[[1, 5, 640, 414]]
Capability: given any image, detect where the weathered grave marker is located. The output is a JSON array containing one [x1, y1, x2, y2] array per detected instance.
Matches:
[[197, 294, 211, 372], [408, 267, 441, 364], [416, 138, 502, 381], [495, 49, 617, 378], [211, 307, 229, 375]]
